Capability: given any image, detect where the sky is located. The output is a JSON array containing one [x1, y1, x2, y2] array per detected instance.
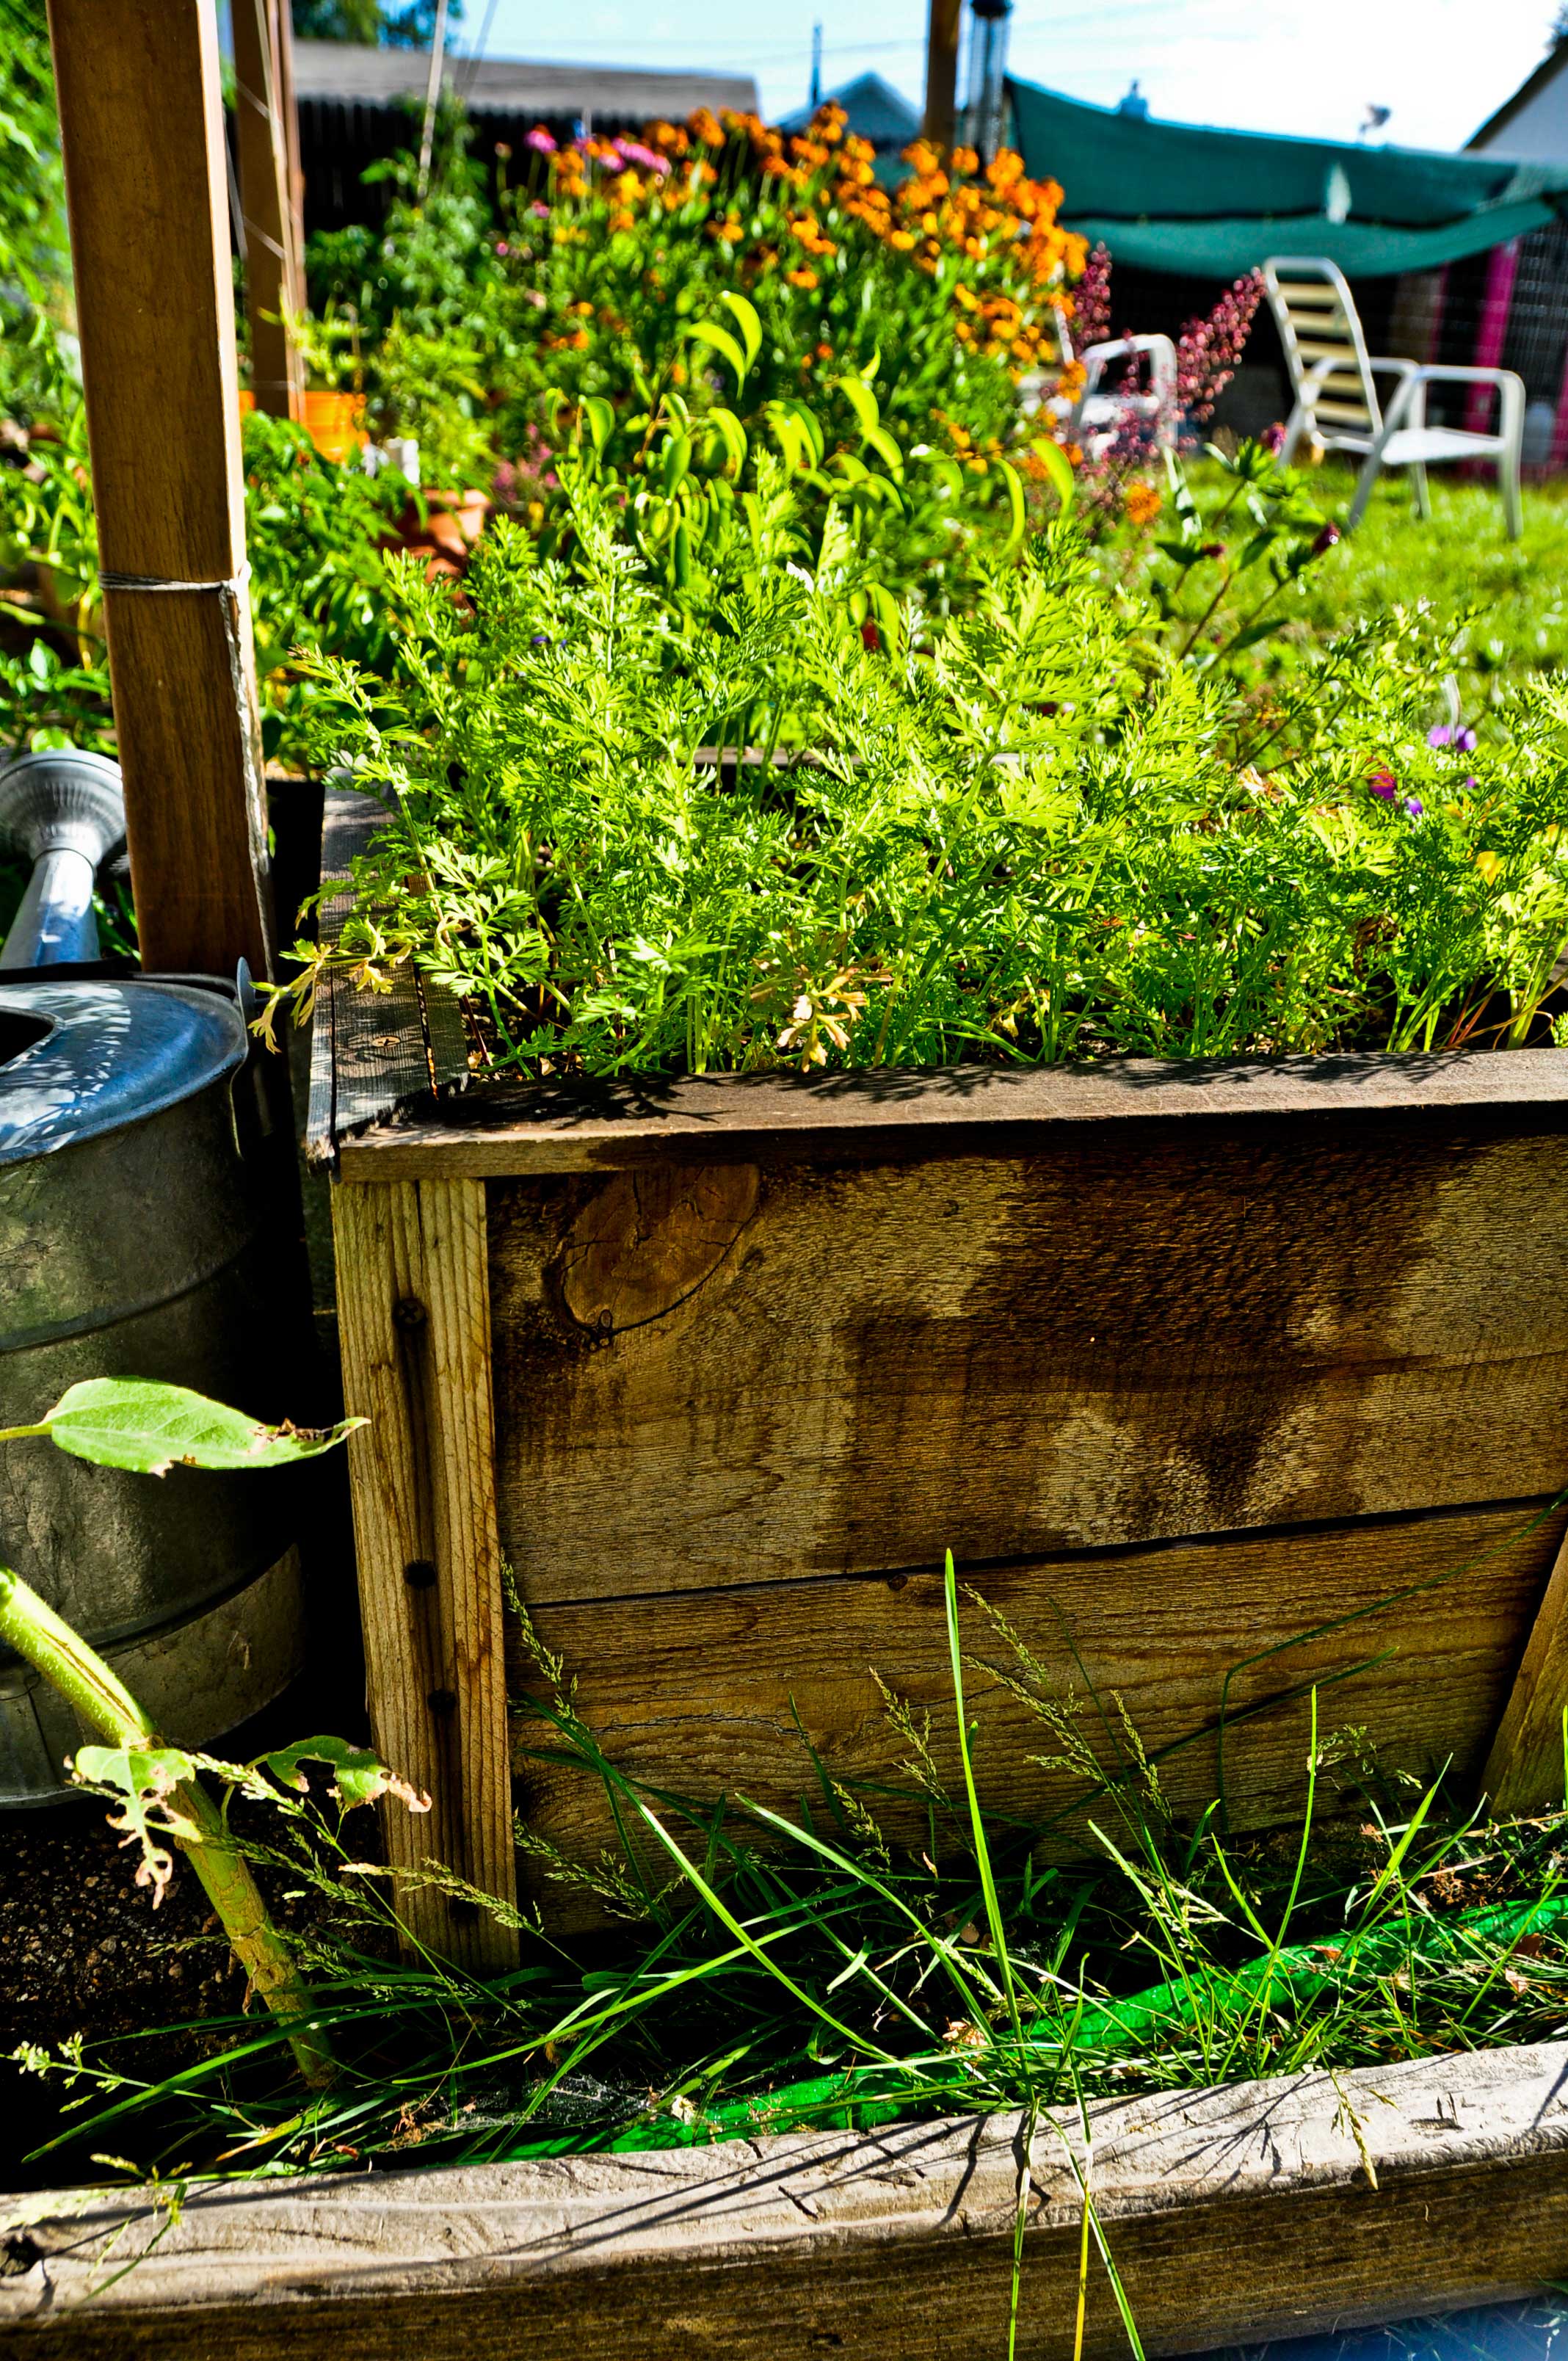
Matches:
[[459, 0, 1559, 154]]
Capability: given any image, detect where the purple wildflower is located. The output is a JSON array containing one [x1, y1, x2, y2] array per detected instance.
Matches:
[[1067, 242, 1113, 352], [1262, 421, 1287, 456], [1175, 270, 1265, 431], [525, 126, 556, 155], [1368, 769, 1398, 802], [1427, 722, 1478, 751], [1404, 797, 1424, 818]]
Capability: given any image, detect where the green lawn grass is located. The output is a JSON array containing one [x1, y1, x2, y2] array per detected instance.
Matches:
[[1299, 465, 1568, 700]]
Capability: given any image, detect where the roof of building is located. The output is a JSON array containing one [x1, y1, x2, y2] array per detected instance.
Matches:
[[777, 71, 920, 150], [1009, 74, 1568, 278], [291, 40, 758, 123], [1467, 44, 1568, 155]]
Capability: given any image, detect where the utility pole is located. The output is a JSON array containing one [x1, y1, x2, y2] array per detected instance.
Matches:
[[922, 0, 962, 147], [810, 20, 823, 109]]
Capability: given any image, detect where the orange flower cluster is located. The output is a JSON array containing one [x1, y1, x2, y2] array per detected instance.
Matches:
[[531, 101, 1085, 386]]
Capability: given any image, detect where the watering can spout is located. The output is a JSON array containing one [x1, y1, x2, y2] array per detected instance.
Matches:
[[0, 748, 126, 970]]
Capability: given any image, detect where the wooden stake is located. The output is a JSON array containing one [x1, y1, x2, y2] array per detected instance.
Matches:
[[923, 0, 962, 147], [271, 0, 307, 297], [1481, 1526, 1568, 1816], [46, 0, 274, 979], [233, 0, 304, 421], [333, 1178, 520, 1973]]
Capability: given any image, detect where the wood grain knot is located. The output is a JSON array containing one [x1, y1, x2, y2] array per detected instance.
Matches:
[[557, 1163, 760, 1336]]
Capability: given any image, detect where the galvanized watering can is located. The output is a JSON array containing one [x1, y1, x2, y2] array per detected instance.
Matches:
[[0, 755, 305, 1801]]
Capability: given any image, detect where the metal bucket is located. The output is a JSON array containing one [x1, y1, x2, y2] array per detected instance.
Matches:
[[0, 978, 305, 1802]]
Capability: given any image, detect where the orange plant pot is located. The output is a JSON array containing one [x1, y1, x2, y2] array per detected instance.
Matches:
[[302, 391, 368, 464]]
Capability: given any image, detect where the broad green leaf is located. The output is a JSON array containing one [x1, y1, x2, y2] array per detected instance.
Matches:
[[685, 320, 749, 392], [74, 1744, 195, 1794], [1029, 435, 1076, 510], [719, 291, 762, 372], [581, 395, 614, 457], [263, 1735, 399, 1810], [659, 431, 693, 493], [862, 424, 905, 481], [41, 1380, 364, 1476], [705, 407, 747, 476], [837, 375, 880, 438], [995, 457, 1026, 553]]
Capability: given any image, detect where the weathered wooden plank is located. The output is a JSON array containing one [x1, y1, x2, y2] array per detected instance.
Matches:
[[332, 1178, 518, 1970], [1483, 1527, 1568, 1816], [338, 1045, 1568, 1180], [5, 2044, 1568, 2357], [46, 0, 274, 979], [231, 0, 303, 419], [512, 1498, 1564, 1915], [487, 1125, 1568, 1603], [307, 791, 471, 1163]]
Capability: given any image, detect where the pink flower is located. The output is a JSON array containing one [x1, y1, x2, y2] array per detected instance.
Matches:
[[494, 239, 509, 256], [1262, 421, 1287, 455], [1427, 722, 1477, 751], [525, 126, 556, 155], [1368, 769, 1398, 802], [529, 200, 549, 219], [617, 140, 669, 176]]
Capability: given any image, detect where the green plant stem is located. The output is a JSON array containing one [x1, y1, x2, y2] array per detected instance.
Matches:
[[0, 1563, 335, 2090]]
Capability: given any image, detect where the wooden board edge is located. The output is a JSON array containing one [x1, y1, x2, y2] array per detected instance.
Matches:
[[336, 1046, 1568, 1181], [4, 2042, 1567, 2355], [310, 790, 470, 1161], [1483, 1525, 1568, 1816], [330, 1176, 518, 1972]]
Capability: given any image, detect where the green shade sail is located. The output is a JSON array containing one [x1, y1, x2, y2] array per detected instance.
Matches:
[[1008, 76, 1568, 278]]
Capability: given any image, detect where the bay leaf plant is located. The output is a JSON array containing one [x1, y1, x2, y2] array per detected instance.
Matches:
[[0, 1378, 415, 2089], [267, 438, 1568, 1080]]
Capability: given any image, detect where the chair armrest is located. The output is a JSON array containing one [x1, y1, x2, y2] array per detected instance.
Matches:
[[1380, 364, 1525, 438], [1081, 333, 1178, 403]]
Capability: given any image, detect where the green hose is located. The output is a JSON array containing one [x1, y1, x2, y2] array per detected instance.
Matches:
[[498, 1887, 1568, 2161]]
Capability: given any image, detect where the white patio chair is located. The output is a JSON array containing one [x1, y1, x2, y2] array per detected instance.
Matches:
[[1023, 313, 1178, 461], [1263, 255, 1524, 539]]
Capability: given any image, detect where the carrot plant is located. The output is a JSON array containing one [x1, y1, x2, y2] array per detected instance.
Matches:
[[269, 447, 1568, 1077]]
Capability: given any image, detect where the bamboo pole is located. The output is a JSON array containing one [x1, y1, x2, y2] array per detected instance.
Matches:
[[233, 0, 305, 421], [45, 0, 274, 979]]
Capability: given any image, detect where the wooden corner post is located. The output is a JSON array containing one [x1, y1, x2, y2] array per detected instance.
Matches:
[[1482, 1526, 1568, 1817], [46, 0, 273, 978], [333, 1178, 520, 1971], [233, 0, 305, 421]]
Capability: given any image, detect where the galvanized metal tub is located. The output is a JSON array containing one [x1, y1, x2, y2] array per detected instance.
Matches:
[[0, 978, 305, 1802]]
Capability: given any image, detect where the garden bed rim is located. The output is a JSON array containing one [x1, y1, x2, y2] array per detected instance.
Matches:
[[4, 2039, 1567, 2353], [331, 1040, 1568, 1180]]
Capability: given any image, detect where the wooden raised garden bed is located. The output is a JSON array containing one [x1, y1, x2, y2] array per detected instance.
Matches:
[[310, 791, 1568, 1967], [7, 2042, 1568, 2357]]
